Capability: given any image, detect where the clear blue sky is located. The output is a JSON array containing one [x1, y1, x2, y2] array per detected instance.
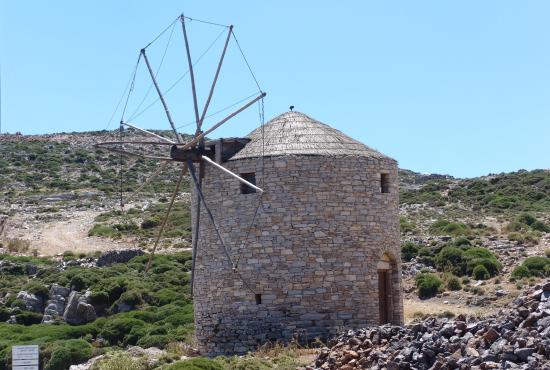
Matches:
[[1, 1, 549, 178]]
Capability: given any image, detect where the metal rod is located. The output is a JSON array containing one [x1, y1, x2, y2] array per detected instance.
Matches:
[[178, 92, 266, 151], [201, 155, 264, 193], [197, 25, 233, 132], [141, 48, 183, 143], [180, 15, 201, 132], [122, 122, 175, 144], [145, 165, 187, 273]]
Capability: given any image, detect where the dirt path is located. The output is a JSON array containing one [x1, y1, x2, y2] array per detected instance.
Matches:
[[37, 211, 139, 255], [5, 209, 137, 256]]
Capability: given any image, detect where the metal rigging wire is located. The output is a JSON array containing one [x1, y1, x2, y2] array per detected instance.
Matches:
[[127, 21, 177, 121], [175, 91, 258, 129], [127, 28, 227, 122], [231, 31, 262, 93]]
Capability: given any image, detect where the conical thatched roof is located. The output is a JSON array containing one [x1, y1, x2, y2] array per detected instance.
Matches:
[[229, 111, 395, 161]]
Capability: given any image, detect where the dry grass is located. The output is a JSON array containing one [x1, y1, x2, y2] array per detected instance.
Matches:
[[4, 238, 31, 253]]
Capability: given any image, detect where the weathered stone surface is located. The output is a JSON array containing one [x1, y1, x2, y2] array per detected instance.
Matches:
[[16, 291, 43, 312], [312, 284, 550, 369], [63, 291, 96, 324], [50, 283, 70, 298], [193, 113, 402, 356]]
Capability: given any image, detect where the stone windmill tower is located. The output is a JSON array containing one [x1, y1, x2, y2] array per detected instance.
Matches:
[[193, 111, 402, 355]]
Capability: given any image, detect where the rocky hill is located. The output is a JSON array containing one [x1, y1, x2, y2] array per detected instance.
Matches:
[[0, 130, 549, 370]]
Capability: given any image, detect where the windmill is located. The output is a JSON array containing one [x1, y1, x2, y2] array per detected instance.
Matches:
[[95, 14, 266, 294]]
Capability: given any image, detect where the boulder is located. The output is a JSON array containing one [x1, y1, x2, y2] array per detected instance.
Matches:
[[50, 284, 70, 298], [16, 291, 43, 312], [63, 291, 97, 324]]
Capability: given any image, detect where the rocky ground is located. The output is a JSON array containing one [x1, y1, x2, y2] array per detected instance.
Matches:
[[313, 282, 550, 370]]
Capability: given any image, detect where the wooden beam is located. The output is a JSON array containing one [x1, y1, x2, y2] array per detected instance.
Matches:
[[180, 15, 201, 133], [177, 92, 266, 151], [201, 155, 264, 193], [197, 26, 233, 131], [122, 122, 175, 144], [141, 48, 183, 143]]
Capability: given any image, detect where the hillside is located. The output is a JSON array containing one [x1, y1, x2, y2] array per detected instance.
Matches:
[[0, 131, 549, 369]]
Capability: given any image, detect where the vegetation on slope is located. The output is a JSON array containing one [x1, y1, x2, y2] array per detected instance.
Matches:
[[0, 253, 194, 370], [400, 169, 550, 214]]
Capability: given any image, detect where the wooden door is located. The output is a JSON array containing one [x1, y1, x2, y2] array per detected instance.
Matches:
[[378, 270, 389, 324]]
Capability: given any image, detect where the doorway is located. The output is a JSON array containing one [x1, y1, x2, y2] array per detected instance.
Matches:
[[377, 254, 394, 325]]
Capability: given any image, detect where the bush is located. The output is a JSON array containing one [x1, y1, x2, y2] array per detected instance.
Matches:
[[166, 358, 223, 370], [435, 247, 464, 275], [531, 220, 550, 233], [141, 216, 162, 230], [100, 317, 146, 345], [429, 220, 470, 237], [400, 217, 416, 234], [507, 232, 524, 243], [522, 256, 550, 276], [15, 311, 43, 325], [44, 339, 93, 370], [517, 213, 536, 226], [401, 242, 420, 262], [446, 276, 462, 291], [88, 224, 121, 238], [415, 272, 443, 299], [89, 291, 110, 306], [511, 265, 531, 279], [472, 265, 490, 280]]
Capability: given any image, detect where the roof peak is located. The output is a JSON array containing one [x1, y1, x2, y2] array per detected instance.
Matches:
[[229, 111, 395, 161]]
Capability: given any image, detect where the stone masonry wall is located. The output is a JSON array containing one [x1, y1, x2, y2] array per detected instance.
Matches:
[[191, 154, 401, 356]]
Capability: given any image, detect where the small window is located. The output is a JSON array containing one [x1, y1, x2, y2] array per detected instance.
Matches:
[[240, 173, 256, 194], [381, 173, 390, 193], [255, 293, 262, 305]]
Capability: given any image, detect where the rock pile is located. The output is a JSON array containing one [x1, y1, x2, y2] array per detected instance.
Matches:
[[313, 282, 550, 370]]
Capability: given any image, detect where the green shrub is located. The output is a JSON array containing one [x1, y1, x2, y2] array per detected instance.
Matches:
[[0, 308, 11, 322], [504, 221, 527, 233], [430, 220, 470, 237], [15, 312, 43, 325], [141, 216, 162, 230], [522, 256, 550, 276], [88, 224, 121, 238], [531, 220, 550, 232], [89, 291, 110, 306], [511, 265, 531, 279], [517, 213, 536, 226], [100, 317, 146, 345], [446, 276, 462, 291], [116, 290, 143, 306], [508, 232, 524, 243], [166, 358, 223, 370], [415, 272, 443, 299], [401, 242, 420, 262], [435, 247, 464, 275], [44, 339, 93, 370], [400, 217, 416, 234], [472, 265, 490, 280]]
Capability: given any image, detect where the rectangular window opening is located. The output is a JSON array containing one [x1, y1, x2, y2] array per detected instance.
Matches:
[[255, 293, 262, 305], [240, 172, 256, 194], [381, 173, 390, 193]]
